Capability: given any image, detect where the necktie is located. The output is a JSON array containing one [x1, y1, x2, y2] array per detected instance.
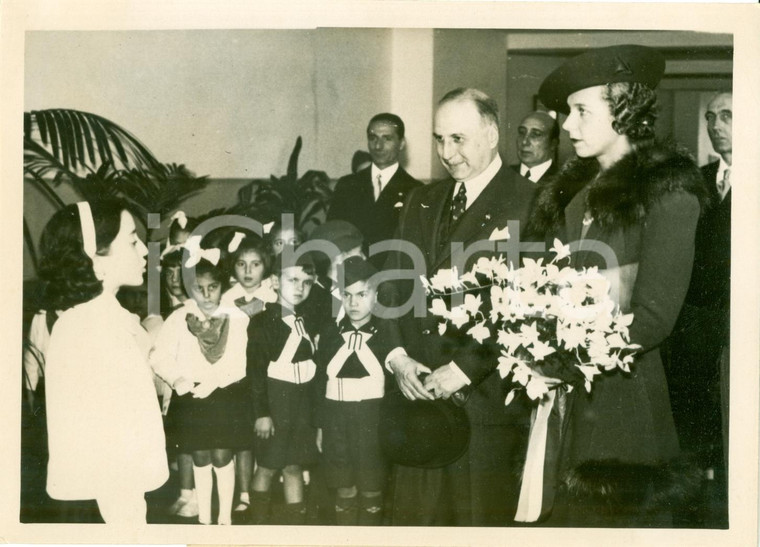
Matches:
[[375, 173, 383, 201], [450, 183, 467, 225], [716, 168, 730, 200], [525, 169, 532, 181]]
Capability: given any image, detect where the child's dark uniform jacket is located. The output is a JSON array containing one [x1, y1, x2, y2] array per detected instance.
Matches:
[[247, 303, 319, 468], [313, 316, 399, 491]]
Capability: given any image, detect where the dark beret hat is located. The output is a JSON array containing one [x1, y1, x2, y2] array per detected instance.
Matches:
[[341, 256, 377, 288], [538, 44, 666, 115], [379, 390, 470, 469], [309, 220, 364, 253]]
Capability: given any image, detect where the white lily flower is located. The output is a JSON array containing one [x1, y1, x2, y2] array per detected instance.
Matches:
[[550, 238, 572, 262], [467, 321, 491, 344]]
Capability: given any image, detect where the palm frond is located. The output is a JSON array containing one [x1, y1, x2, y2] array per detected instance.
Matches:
[[24, 109, 163, 178]]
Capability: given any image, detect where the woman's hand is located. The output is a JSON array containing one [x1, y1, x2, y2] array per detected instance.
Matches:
[[316, 428, 323, 453], [173, 377, 193, 396], [255, 417, 275, 439]]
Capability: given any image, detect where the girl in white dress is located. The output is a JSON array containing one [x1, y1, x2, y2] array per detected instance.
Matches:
[[40, 200, 168, 524]]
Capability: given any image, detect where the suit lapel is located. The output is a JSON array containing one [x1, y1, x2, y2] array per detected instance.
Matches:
[[358, 168, 376, 204], [423, 179, 456, 269], [377, 168, 408, 208], [431, 168, 512, 271]]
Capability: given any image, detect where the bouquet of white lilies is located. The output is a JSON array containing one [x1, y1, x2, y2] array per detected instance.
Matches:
[[422, 237, 640, 405]]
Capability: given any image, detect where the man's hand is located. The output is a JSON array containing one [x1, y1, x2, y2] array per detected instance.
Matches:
[[389, 354, 434, 401], [255, 417, 275, 439], [423, 364, 468, 399]]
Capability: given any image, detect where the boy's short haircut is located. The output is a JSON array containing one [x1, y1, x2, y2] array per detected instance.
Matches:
[[272, 252, 316, 277]]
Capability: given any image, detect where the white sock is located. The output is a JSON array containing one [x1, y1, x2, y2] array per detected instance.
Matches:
[[193, 464, 213, 524], [214, 461, 235, 525], [239, 491, 250, 505], [179, 488, 193, 500]]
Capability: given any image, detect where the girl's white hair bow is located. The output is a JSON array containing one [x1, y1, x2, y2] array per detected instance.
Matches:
[[228, 231, 246, 253], [184, 235, 221, 267], [170, 210, 188, 229]]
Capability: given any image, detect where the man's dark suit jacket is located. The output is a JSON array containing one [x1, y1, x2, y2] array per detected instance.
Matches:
[[510, 160, 559, 183], [386, 161, 537, 526], [685, 161, 731, 312], [665, 160, 730, 469], [328, 165, 421, 267]]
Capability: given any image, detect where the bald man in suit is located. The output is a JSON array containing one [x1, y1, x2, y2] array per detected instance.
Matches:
[[385, 88, 537, 527]]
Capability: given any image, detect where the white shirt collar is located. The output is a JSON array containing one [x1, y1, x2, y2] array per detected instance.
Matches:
[[455, 154, 502, 210], [371, 162, 399, 193], [520, 159, 553, 183]]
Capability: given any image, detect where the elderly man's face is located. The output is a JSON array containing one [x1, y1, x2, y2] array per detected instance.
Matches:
[[434, 99, 498, 181], [705, 93, 732, 158], [367, 121, 404, 169], [516, 113, 557, 168]]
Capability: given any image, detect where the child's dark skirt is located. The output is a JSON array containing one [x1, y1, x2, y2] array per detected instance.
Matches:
[[165, 378, 254, 452]]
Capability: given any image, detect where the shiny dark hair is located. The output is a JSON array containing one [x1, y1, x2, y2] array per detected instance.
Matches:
[[226, 233, 272, 280], [439, 88, 499, 128], [193, 258, 230, 292], [367, 113, 405, 139], [266, 221, 306, 255], [603, 82, 658, 142], [39, 199, 128, 311]]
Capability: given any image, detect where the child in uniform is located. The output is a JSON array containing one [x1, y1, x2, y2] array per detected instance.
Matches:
[[246, 254, 319, 524], [149, 239, 250, 525], [313, 256, 396, 525]]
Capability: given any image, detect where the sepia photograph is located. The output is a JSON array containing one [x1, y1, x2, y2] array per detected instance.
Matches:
[[2, 1, 759, 546]]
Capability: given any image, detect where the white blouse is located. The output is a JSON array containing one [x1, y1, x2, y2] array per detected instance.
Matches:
[[45, 293, 169, 500], [149, 299, 249, 390]]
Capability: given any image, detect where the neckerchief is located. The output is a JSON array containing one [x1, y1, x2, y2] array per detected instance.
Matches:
[[185, 312, 230, 364]]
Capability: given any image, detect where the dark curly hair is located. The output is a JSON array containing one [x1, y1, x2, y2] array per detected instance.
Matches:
[[225, 231, 272, 281], [39, 199, 129, 311], [603, 82, 658, 143]]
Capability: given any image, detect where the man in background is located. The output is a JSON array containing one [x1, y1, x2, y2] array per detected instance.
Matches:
[[664, 91, 731, 528], [511, 110, 559, 183], [328, 113, 422, 268]]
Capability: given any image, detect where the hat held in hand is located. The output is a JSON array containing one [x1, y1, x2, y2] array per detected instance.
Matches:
[[379, 389, 470, 469]]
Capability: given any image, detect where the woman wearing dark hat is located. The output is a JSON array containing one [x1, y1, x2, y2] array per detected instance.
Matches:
[[529, 45, 708, 527]]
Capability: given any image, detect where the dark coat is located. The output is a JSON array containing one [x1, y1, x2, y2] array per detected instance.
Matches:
[[385, 160, 537, 526], [529, 142, 706, 524], [329, 165, 422, 268]]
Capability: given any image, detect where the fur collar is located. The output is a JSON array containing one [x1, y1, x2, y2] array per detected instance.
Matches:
[[527, 141, 709, 236]]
